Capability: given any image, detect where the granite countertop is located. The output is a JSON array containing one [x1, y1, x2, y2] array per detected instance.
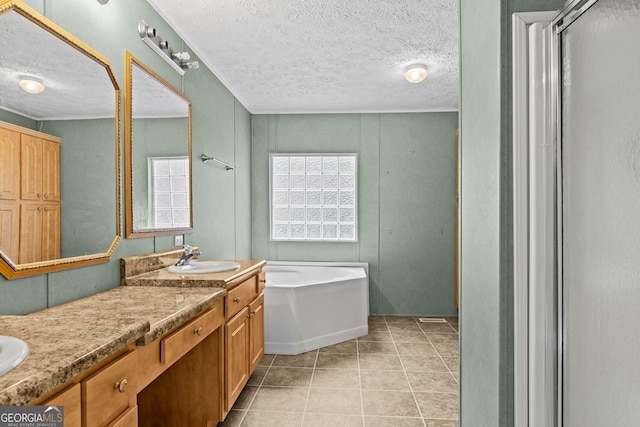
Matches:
[[122, 259, 267, 288], [0, 285, 225, 406]]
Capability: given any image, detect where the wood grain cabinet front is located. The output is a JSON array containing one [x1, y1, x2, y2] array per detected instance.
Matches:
[[223, 281, 265, 416], [42, 383, 81, 427], [161, 300, 223, 366], [82, 350, 137, 427]]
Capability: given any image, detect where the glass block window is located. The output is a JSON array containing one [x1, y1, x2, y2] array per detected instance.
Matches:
[[149, 156, 190, 228], [270, 153, 357, 241]]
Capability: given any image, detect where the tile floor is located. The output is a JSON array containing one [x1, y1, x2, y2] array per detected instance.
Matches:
[[218, 316, 459, 427]]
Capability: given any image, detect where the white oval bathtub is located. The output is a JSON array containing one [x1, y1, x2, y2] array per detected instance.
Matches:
[[263, 261, 369, 355]]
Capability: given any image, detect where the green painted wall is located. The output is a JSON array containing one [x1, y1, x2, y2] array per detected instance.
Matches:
[[0, 0, 252, 313], [458, 0, 564, 425], [252, 113, 458, 316]]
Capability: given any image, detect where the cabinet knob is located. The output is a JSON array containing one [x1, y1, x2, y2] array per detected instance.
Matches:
[[38, 207, 42, 211], [194, 326, 203, 336], [233, 297, 241, 303], [37, 193, 42, 198], [248, 310, 256, 318], [44, 207, 49, 212], [0, 191, 3, 197], [44, 193, 48, 199], [114, 379, 128, 393]]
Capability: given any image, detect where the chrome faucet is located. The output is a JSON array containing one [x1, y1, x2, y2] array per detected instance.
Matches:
[[175, 244, 201, 266]]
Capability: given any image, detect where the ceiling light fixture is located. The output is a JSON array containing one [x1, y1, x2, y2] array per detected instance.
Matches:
[[96, 0, 109, 4], [19, 77, 45, 94], [404, 64, 428, 84]]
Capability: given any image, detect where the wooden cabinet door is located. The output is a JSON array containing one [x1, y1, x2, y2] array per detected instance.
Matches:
[[224, 306, 249, 412], [42, 139, 60, 202], [0, 202, 19, 261], [42, 203, 60, 261], [19, 203, 43, 264], [0, 127, 20, 200], [248, 293, 265, 373], [20, 135, 43, 201], [42, 384, 81, 427]]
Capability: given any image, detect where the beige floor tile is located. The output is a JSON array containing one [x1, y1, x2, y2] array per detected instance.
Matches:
[[303, 413, 364, 426], [368, 316, 386, 323], [361, 390, 420, 417], [414, 392, 459, 420], [360, 370, 411, 391], [441, 357, 459, 374], [419, 323, 458, 333], [395, 342, 439, 357], [262, 367, 314, 387], [318, 339, 358, 353], [233, 385, 258, 409], [364, 416, 425, 427], [259, 354, 276, 367], [368, 322, 389, 332], [432, 343, 459, 358], [311, 368, 360, 389], [391, 331, 430, 343], [273, 351, 318, 367], [400, 355, 449, 372], [316, 352, 359, 369], [249, 386, 308, 412], [305, 388, 363, 415], [387, 323, 423, 333], [424, 420, 459, 427], [406, 371, 458, 393], [241, 411, 304, 427], [247, 366, 268, 386], [358, 354, 403, 370], [358, 331, 393, 342], [384, 316, 418, 324], [426, 333, 459, 344], [217, 409, 245, 427], [358, 341, 397, 355]]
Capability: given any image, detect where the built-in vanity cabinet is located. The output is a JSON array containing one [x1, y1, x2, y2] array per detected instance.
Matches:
[[224, 272, 266, 416], [0, 121, 61, 263], [2, 257, 266, 426]]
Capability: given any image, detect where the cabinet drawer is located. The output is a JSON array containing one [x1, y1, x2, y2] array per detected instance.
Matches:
[[83, 350, 137, 427], [226, 275, 258, 318], [258, 271, 266, 293], [161, 299, 223, 366]]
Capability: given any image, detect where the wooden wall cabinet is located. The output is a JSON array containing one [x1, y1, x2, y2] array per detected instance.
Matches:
[[0, 121, 61, 263]]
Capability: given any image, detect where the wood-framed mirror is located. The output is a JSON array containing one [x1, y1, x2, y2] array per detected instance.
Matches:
[[124, 51, 193, 238], [0, 0, 121, 280]]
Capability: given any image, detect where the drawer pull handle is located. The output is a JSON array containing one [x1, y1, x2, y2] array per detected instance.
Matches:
[[195, 326, 203, 336], [114, 379, 128, 393], [233, 297, 241, 303]]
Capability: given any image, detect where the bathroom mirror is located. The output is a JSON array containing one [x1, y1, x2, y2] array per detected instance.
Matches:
[[0, 1, 121, 280], [124, 51, 192, 238]]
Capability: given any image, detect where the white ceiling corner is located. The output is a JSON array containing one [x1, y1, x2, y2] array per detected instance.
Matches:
[[146, 0, 459, 114]]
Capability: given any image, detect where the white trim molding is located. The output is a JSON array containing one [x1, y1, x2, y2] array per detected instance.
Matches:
[[512, 10, 558, 427]]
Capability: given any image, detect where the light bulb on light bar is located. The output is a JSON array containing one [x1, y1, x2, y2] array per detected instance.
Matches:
[[404, 64, 428, 83], [19, 78, 45, 94]]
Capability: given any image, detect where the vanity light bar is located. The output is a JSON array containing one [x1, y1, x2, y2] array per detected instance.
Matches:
[[138, 20, 199, 75]]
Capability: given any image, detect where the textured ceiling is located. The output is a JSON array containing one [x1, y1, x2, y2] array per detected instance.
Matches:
[[146, 0, 459, 114]]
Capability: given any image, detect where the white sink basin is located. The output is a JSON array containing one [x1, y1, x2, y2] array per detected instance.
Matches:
[[167, 261, 241, 274], [0, 336, 29, 376]]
